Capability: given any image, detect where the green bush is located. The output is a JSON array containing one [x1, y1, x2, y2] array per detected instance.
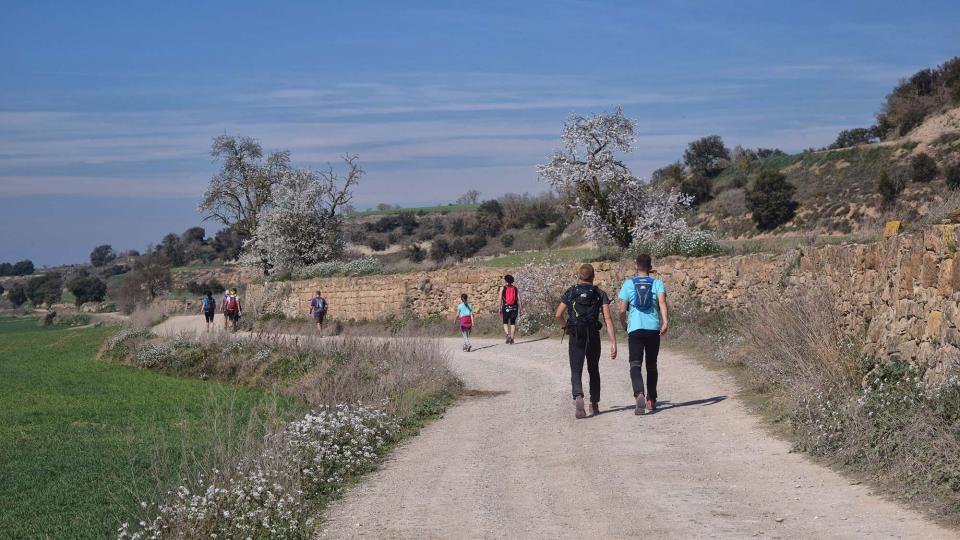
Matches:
[[946, 163, 960, 190], [27, 274, 63, 307], [679, 174, 712, 205], [745, 171, 798, 230], [66, 275, 107, 306], [499, 233, 515, 248], [910, 152, 938, 183], [7, 284, 28, 307], [877, 171, 905, 205]]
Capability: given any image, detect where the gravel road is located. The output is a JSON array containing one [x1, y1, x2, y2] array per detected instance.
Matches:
[[318, 336, 954, 539]]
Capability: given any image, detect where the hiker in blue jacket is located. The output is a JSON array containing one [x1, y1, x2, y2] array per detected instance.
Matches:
[[618, 253, 669, 415]]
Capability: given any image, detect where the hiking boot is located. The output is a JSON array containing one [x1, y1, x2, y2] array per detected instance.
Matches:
[[467, 345, 472, 352], [574, 397, 587, 419], [505, 335, 511, 344], [646, 399, 656, 413], [590, 402, 601, 416], [509, 336, 515, 345], [635, 393, 646, 415]]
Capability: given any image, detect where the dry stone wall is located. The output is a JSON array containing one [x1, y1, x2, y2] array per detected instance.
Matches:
[[247, 225, 960, 380]]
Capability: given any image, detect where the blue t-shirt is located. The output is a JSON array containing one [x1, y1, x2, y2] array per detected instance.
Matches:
[[618, 277, 665, 332], [457, 303, 473, 317]]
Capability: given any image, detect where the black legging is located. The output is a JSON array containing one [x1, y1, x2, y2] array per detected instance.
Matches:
[[569, 330, 602, 403], [628, 329, 660, 400]]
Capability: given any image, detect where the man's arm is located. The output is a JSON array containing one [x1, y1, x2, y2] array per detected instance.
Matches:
[[658, 293, 669, 335], [498, 286, 504, 312], [602, 304, 618, 359], [555, 302, 567, 326]]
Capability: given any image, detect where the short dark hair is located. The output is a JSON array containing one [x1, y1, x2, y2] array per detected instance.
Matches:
[[316, 290, 322, 295], [503, 274, 514, 284], [204, 290, 212, 297], [461, 293, 468, 303], [635, 253, 653, 272]]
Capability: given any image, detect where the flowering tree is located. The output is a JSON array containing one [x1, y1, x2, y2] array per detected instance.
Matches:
[[199, 135, 291, 240], [242, 155, 364, 275], [537, 107, 693, 250]]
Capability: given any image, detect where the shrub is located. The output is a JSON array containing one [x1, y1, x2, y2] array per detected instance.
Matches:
[[947, 163, 960, 190], [290, 257, 383, 280], [679, 174, 712, 205], [26, 273, 63, 307], [66, 275, 107, 306], [7, 283, 27, 307], [877, 171, 906, 206], [406, 244, 426, 263], [54, 313, 92, 327], [499, 233, 515, 248], [366, 238, 387, 251], [186, 278, 225, 296], [745, 171, 798, 230], [829, 127, 879, 149], [500, 192, 563, 230], [631, 229, 723, 258], [387, 232, 401, 245], [910, 152, 939, 183], [449, 235, 486, 261], [429, 238, 450, 262]]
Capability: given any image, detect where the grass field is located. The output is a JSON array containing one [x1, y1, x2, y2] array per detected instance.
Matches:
[[0, 317, 301, 539], [479, 247, 617, 268], [352, 203, 479, 216]]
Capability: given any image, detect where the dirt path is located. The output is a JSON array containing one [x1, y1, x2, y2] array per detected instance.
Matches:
[[153, 316, 953, 539], [319, 336, 954, 539]]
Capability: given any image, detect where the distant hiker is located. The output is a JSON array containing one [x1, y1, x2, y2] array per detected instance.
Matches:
[[618, 253, 669, 415], [200, 290, 216, 331], [556, 264, 618, 418], [222, 289, 231, 330], [455, 293, 475, 352], [310, 290, 328, 333], [499, 274, 521, 344], [223, 288, 242, 332]]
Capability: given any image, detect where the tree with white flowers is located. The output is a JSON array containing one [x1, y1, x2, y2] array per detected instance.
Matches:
[[242, 155, 364, 275], [537, 107, 693, 250]]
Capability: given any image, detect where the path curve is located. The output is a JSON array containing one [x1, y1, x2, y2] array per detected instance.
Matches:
[[319, 336, 954, 539]]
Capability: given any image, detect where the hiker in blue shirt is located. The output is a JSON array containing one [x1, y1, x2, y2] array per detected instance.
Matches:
[[618, 253, 669, 415], [199, 290, 217, 331], [455, 294, 475, 352]]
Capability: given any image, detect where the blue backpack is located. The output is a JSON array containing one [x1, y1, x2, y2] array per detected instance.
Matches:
[[631, 277, 656, 310], [202, 296, 216, 311]]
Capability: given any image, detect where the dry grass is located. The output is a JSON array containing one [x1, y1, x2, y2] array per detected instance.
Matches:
[[673, 292, 960, 524], [102, 328, 460, 419]]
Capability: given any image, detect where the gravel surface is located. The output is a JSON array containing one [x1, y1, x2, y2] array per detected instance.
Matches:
[[318, 336, 954, 539]]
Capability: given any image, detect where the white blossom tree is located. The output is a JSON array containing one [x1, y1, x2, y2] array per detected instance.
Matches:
[[199, 135, 291, 240], [537, 107, 693, 249], [242, 155, 364, 276]]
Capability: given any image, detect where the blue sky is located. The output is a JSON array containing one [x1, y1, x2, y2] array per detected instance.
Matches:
[[1, 0, 958, 265]]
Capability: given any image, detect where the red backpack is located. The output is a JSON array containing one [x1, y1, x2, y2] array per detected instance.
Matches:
[[502, 285, 518, 307], [225, 296, 239, 313]]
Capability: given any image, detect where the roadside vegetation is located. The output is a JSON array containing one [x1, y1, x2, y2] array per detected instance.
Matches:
[[100, 315, 460, 538], [670, 294, 960, 524]]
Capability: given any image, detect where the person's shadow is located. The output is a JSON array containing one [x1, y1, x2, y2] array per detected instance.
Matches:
[[603, 395, 727, 414]]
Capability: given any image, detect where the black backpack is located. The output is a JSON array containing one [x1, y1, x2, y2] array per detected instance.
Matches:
[[566, 284, 603, 336]]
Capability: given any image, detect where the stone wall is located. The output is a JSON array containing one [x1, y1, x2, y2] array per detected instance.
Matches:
[[247, 225, 960, 379]]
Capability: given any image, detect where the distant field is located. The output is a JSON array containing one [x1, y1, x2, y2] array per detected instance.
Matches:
[[0, 317, 300, 539], [479, 247, 615, 268], [353, 203, 479, 217]]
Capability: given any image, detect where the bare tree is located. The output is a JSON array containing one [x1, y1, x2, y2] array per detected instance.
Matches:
[[456, 190, 481, 205], [198, 135, 291, 239]]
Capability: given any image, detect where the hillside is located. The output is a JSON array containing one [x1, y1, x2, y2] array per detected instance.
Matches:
[[691, 106, 960, 238]]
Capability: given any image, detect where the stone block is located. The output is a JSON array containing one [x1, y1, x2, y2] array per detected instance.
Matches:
[[925, 310, 945, 341], [883, 220, 903, 238]]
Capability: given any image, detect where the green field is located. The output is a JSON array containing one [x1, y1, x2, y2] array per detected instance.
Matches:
[[479, 247, 616, 268], [0, 318, 299, 539], [352, 203, 479, 216]]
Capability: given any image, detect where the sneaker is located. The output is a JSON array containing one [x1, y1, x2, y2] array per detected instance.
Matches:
[[505, 335, 511, 344], [574, 397, 587, 419], [590, 402, 601, 416], [467, 345, 472, 352], [646, 399, 656, 413], [509, 336, 515, 345], [635, 393, 646, 415]]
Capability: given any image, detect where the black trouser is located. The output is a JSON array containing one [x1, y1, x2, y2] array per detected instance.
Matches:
[[628, 330, 660, 401], [569, 330, 601, 403]]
